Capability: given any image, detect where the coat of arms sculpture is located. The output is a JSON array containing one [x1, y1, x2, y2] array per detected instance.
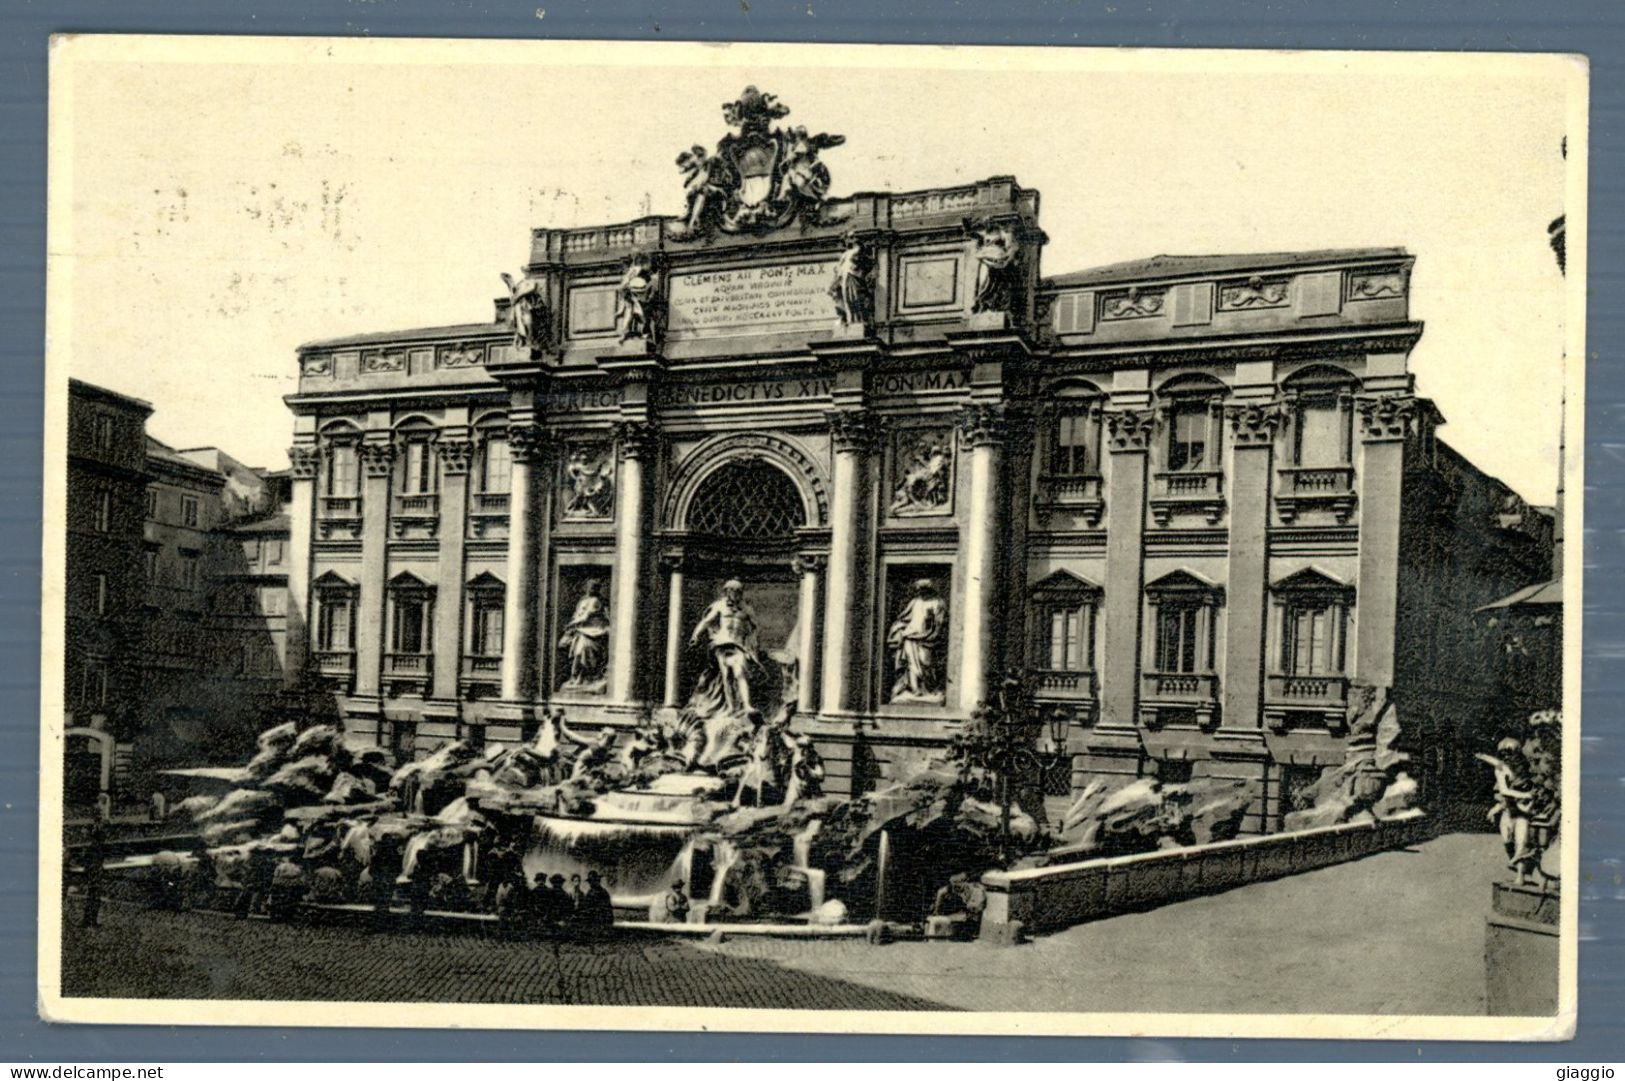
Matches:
[[670, 86, 847, 240]]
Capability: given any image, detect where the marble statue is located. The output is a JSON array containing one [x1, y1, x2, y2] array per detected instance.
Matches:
[[890, 431, 951, 515], [562, 445, 615, 519], [887, 579, 948, 702], [499, 272, 548, 353], [829, 231, 872, 327], [614, 253, 662, 346], [558, 579, 610, 690], [1477, 709, 1562, 888], [966, 218, 1020, 315], [688, 579, 762, 718]]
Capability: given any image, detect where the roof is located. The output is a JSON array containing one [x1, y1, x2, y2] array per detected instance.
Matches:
[[297, 321, 506, 352], [1043, 248, 1410, 290], [145, 437, 226, 484], [1477, 579, 1564, 612], [69, 378, 153, 415], [227, 511, 290, 535]]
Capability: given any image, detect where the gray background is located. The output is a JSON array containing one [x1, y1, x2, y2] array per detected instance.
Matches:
[[2, 0, 1618, 1061]]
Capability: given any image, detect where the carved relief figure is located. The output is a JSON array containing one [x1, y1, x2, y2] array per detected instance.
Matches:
[[558, 579, 610, 691], [890, 429, 952, 516], [888, 579, 948, 703], [687, 579, 762, 718], [614, 253, 663, 346], [669, 86, 846, 240], [829, 231, 873, 327], [500, 272, 548, 354], [966, 218, 1020, 314], [562, 445, 615, 519]]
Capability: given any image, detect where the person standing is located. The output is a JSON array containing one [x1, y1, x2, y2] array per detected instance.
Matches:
[[567, 873, 586, 924], [581, 870, 615, 933], [663, 878, 691, 924]]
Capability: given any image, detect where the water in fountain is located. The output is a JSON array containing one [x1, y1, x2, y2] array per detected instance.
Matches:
[[875, 828, 892, 920], [399, 830, 436, 884], [792, 818, 826, 914], [707, 839, 741, 907], [524, 815, 695, 906]]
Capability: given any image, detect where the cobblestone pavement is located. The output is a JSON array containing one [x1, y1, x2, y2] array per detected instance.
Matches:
[[59, 831, 1502, 1015], [60, 908, 947, 1009]]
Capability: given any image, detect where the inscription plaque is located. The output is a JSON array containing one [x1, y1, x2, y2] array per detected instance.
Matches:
[[668, 261, 836, 337]]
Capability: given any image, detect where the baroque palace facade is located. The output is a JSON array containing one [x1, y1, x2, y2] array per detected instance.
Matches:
[[283, 89, 1550, 831]]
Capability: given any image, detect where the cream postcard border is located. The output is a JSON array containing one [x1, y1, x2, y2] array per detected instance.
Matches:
[[36, 34, 1588, 1040]]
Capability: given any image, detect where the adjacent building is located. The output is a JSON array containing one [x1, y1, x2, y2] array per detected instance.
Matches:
[[64, 379, 153, 808], [280, 90, 1553, 830]]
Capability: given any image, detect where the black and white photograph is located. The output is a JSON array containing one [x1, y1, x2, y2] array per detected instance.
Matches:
[[38, 36, 1585, 1038]]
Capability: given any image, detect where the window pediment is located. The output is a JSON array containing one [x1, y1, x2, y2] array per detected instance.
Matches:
[[466, 571, 505, 592], [313, 570, 356, 590], [1145, 568, 1223, 602], [388, 570, 434, 591], [1270, 566, 1354, 599], [1030, 569, 1102, 600]]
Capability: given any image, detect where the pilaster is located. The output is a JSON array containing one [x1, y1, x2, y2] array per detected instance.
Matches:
[[1099, 408, 1155, 729]]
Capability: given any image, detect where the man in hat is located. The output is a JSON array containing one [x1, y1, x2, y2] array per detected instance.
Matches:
[[77, 817, 108, 928], [663, 878, 691, 924], [581, 870, 615, 932], [568, 873, 586, 922], [546, 873, 572, 932]]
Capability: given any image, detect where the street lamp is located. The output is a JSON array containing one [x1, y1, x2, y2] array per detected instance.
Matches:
[[952, 674, 1072, 863]]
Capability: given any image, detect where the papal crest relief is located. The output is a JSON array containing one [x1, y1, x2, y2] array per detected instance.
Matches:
[[671, 85, 847, 239]]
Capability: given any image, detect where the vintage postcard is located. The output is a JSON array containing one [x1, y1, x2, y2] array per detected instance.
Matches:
[[38, 36, 1585, 1038]]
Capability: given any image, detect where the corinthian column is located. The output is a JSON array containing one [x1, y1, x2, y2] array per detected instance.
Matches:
[[1099, 408, 1156, 728], [354, 439, 395, 700], [432, 435, 473, 705], [1223, 401, 1286, 730], [956, 403, 1006, 713], [609, 420, 659, 705], [500, 424, 545, 702], [284, 443, 320, 688], [821, 409, 881, 717], [793, 552, 826, 715], [1354, 394, 1423, 689], [660, 552, 685, 710]]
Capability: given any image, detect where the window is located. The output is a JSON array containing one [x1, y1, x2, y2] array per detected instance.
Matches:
[[1270, 569, 1354, 677], [317, 590, 355, 652], [178, 553, 199, 588], [1144, 570, 1223, 675], [399, 438, 436, 495], [480, 435, 512, 494], [388, 574, 433, 655], [93, 415, 114, 451], [1029, 570, 1100, 673], [145, 487, 158, 520], [1168, 403, 1212, 472], [1282, 601, 1342, 675], [265, 540, 284, 566], [1051, 409, 1099, 475], [81, 657, 107, 707], [470, 592, 505, 656], [181, 495, 200, 528], [143, 547, 157, 581], [93, 573, 108, 617], [1155, 605, 1202, 673], [258, 587, 286, 616], [93, 489, 111, 533], [326, 444, 359, 497], [1283, 367, 1358, 468]]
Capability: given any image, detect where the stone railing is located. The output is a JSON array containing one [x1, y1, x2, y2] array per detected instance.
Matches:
[[1141, 671, 1218, 702], [1149, 470, 1225, 526], [979, 809, 1429, 942], [1032, 472, 1104, 527], [1266, 673, 1349, 706], [1033, 669, 1097, 701], [1275, 465, 1357, 523]]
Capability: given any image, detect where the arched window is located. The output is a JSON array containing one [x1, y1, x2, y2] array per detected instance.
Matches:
[[1155, 374, 1228, 474], [687, 459, 806, 541], [1282, 365, 1358, 467]]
